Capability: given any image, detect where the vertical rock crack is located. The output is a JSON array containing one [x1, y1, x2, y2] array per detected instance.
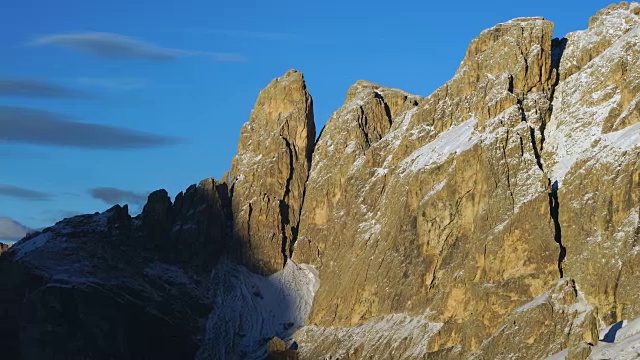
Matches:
[[279, 135, 295, 268]]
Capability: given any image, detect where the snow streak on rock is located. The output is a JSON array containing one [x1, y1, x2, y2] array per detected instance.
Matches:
[[296, 313, 443, 359], [400, 117, 478, 173]]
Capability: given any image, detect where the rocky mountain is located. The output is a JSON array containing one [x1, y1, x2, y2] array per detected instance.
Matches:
[[1, 3, 639, 359]]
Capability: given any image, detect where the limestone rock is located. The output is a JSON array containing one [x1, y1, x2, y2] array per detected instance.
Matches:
[[230, 69, 316, 275], [0, 179, 232, 358], [294, 17, 560, 357], [0, 242, 9, 255], [267, 337, 287, 353], [0, 207, 209, 359], [141, 189, 173, 245], [266, 337, 299, 360], [542, 1, 640, 328], [294, 4, 640, 359], [137, 180, 231, 271], [170, 178, 231, 270], [470, 279, 598, 359], [559, 2, 640, 81]]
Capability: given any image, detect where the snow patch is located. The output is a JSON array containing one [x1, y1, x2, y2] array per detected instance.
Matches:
[[196, 260, 319, 360], [421, 179, 447, 204], [545, 348, 568, 360], [588, 316, 640, 359], [400, 117, 478, 172], [10, 232, 50, 260], [297, 313, 443, 359], [602, 122, 640, 150], [514, 290, 550, 313]]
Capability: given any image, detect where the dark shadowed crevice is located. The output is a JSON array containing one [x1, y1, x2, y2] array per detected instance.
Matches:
[[551, 37, 568, 77], [548, 179, 565, 278], [382, 100, 393, 127], [502, 128, 516, 211], [517, 98, 527, 122], [516, 35, 566, 279], [246, 203, 253, 250], [356, 109, 372, 148], [547, 37, 567, 279], [287, 96, 316, 261], [290, 175, 307, 259], [528, 126, 545, 171], [539, 120, 547, 152], [279, 136, 295, 268], [602, 321, 624, 343], [518, 134, 525, 157]]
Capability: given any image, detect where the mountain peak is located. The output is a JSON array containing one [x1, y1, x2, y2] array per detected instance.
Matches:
[[229, 69, 315, 275]]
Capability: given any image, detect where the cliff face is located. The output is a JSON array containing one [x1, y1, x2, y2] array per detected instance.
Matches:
[[295, 17, 558, 331], [229, 69, 315, 275], [1, 3, 639, 360], [294, 3, 640, 359]]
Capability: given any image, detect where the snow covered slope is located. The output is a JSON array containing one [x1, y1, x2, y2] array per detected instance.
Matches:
[[196, 260, 319, 359]]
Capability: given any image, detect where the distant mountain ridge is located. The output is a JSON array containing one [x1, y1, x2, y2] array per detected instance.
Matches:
[[1, 3, 639, 359]]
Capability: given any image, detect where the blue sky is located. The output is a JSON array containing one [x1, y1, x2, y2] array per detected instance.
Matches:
[[0, 0, 612, 241]]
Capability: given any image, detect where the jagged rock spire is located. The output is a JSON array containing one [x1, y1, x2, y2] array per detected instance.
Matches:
[[229, 69, 316, 275]]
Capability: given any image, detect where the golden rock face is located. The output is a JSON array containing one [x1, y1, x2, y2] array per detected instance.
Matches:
[[219, 3, 640, 359], [229, 69, 316, 275], [291, 16, 558, 347], [221, 3, 640, 358]]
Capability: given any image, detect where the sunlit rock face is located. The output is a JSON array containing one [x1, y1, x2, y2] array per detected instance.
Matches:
[[229, 69, 316, 276], [294, 3, 640, 359], [1, 3, 639, 360]]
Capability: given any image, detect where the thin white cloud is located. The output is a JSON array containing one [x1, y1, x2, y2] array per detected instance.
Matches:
[[28, 32, 248, 62]]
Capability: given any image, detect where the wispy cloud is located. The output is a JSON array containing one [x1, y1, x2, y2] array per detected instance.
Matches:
[[0, 216, 33, 242], [200, 29, 291, 41], [76, 77, 148, 90], [28, 32, 248, 62], [0, 184, 53, 201], [0, 106, 185, 148], [89, 187, 148, 206], [0, 78, 91, 98]]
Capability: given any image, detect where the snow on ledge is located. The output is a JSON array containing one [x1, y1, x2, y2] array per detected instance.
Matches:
[[602, 122, 640, 151], [547, 316, 640, 360], [400, 117, 478, 173]]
